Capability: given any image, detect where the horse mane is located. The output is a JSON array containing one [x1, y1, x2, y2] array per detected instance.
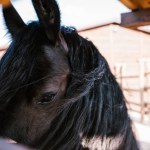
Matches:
[[0, 23, 139, 149], [0, 24, 138, 149], [35, 26, 139, 149]]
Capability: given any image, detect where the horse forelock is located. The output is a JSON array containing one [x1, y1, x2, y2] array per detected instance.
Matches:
[[0, 23, 52, 106]]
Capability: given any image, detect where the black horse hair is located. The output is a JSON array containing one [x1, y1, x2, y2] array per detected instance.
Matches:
[[0, 8, 139, 150]]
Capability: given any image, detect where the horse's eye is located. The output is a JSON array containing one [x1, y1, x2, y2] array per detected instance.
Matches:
[[38, 92, 56, 105]]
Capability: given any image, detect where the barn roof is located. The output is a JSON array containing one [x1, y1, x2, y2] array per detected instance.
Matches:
[[119, 0, 150, 10], [79, 21, 150, 35]]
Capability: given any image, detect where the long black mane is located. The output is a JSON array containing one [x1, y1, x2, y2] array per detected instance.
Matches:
[[38, 27, 138, 149], [0, 1, 139, 149]]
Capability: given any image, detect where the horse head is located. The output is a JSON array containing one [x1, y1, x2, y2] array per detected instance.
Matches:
[[0, 0, 139, 150]]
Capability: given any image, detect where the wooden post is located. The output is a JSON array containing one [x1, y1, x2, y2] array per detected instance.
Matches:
[[144, 59, 150, 115], [121, 8, 150, 28], [139, 60, 145, 122], [114, 63, 126, 88], [122, 63, 126, 88]]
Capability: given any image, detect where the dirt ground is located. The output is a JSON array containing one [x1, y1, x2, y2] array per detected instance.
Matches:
[[129, 111, 150, 150]]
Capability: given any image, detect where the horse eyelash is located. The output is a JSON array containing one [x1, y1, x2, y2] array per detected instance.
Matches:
[[33, 92, 57, 105]]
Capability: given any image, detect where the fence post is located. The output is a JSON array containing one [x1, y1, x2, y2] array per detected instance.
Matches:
[[139, 60, 145, 122], [114, 62, 126, 88]]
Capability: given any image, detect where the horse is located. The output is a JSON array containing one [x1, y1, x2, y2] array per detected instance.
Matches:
[[0, 0, 139, 149]]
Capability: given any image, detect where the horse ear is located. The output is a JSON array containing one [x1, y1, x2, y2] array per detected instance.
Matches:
[[32, 0, 60, 44], [2, 3, 26, 37]]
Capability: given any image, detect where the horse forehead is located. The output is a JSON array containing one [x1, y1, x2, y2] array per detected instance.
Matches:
[[43, 45, 69, 74], [38, 45, 69, 93]]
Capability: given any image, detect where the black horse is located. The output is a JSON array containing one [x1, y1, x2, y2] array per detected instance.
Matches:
[[0, 0, 139, 149]]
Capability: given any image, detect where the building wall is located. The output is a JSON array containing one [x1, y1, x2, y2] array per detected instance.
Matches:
[[79, 24, 150, 71]]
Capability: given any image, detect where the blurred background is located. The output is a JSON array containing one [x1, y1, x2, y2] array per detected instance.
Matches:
[[0, 0, 150, 149]]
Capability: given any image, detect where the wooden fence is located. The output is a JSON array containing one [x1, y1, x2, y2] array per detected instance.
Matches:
[[114, 58, 150, 122]]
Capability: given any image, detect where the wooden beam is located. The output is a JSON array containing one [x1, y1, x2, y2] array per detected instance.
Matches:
[[119, 0, 150, 10], [119, 0, 138, 10], [121, 8, 150, 28]]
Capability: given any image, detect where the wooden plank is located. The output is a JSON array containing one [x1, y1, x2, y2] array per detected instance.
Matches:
[[131, 0, 150, 9], [139, 0, 150, 9], [119, 0, 138, 10], [119, 0, 150, 10], [121, 8, 150, 28]]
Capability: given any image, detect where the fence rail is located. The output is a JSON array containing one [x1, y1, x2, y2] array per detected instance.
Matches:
[[114, 59, 150, 122]]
